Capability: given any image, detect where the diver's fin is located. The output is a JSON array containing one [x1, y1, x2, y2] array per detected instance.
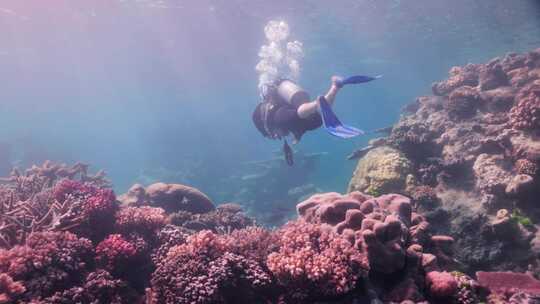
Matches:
[[336, 74, 382, 88], [318, 96, 364, 139]]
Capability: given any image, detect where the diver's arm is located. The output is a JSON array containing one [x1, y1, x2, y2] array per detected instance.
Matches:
[[297, 79, 341, 119]]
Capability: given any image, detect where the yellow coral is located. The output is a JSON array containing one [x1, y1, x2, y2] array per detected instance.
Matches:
[[348, 146, 412, 195]]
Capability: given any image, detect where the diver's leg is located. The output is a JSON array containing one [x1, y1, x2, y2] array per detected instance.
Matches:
[[325, 76, 342, 106], [297, 77, 341, 119]]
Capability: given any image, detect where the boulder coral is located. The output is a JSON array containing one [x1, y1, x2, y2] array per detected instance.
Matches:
[[348, 146, 413, 195], [118, 182, 215, 214]]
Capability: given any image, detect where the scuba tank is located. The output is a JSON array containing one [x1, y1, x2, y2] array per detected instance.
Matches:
[[276, 79, 311, 107]]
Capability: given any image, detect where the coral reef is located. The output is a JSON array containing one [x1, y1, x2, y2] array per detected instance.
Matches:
[[350, 48, 540, 274]]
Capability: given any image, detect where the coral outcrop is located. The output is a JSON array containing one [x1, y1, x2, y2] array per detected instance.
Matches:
[[349, 48, 540, 275]]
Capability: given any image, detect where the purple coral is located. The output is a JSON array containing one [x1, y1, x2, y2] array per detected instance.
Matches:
[[267, 220, 368, 300], [38, 270, 139, 304]]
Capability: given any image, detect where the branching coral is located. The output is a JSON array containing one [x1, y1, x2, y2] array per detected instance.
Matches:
[[95, 234, 137, 273], [149, 230, 274, 304], [115, 206, 167, 237], [151, 224, 190, 265], [0, 231, 93, 301], [267, 220, 368, 301], [0, 162, 115, 248], [36, 270, 139, 304]]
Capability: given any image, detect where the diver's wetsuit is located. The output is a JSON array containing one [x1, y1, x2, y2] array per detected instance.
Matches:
[[272, 105, 322, 141]]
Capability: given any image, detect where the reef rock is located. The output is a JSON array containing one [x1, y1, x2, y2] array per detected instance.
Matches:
[[361, 49, 540, 274], [348, 146, 413, 195]]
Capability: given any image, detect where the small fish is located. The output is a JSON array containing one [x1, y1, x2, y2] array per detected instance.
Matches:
[[347, 145, 374, 160], [283, 140, 294, 166]]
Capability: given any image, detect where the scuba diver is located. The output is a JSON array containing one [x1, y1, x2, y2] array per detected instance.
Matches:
[[252, 74, 381, 166]]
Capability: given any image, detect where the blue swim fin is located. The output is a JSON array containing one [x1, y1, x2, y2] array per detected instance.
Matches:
[[335, 74, 382, 88], [318, 96, 364, 139]]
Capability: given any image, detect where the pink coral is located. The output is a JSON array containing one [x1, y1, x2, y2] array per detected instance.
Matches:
[[477, 271, 540, 296], [0, 273, 25, 304], [115, 206, 167, 236], [426, 271, 458, 299], [0, 231, 93, 300], [95, 234, 137, 272], [267, 220, 368, 300], [149, 230, 274, 304]]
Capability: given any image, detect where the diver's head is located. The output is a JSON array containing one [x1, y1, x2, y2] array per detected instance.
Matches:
[[252, 102, 272, 138], [252, 102, 287, 139]]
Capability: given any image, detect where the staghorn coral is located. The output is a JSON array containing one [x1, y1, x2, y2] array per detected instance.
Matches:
[[0, 164, 116, 248], [267, 220, 368, 301], [51, 179, 118, 242], [149, 230, 274, 304], [0, 273, 25, 304], [0, 231, 93, 301]]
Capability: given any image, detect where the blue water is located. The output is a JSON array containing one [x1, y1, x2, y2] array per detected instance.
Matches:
[[1, 0, 539, 223]]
